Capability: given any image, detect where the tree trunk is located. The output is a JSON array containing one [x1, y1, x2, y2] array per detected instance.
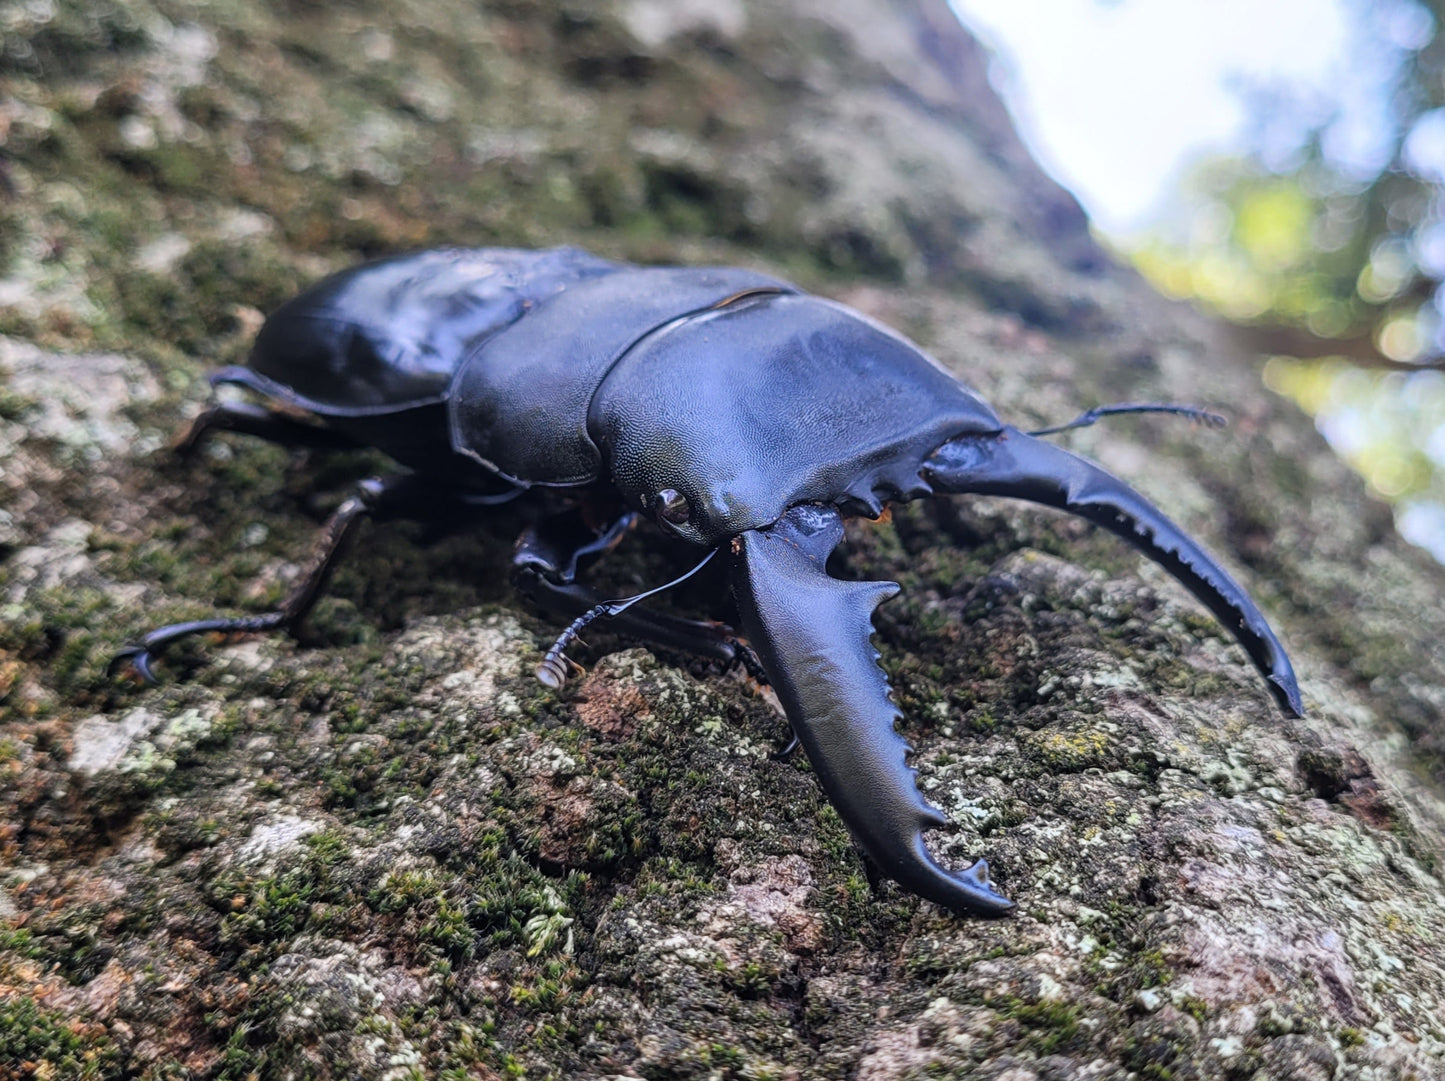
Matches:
[[1, 1, 1442, 1077]]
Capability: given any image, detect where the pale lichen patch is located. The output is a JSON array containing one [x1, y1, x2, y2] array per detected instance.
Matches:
[[237, 813, 322, 862]]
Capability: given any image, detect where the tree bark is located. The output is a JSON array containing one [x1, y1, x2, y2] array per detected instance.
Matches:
[[0, 1, 1442, 1077]]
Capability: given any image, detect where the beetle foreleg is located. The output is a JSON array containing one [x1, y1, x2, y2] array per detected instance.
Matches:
[[514, 567, 743, 668], [770, 731, 802, 762], [511, 509, 744, 677], [512, 561, 795, 744], [513, 509, 641, 586], [527, 549, 718, 688]]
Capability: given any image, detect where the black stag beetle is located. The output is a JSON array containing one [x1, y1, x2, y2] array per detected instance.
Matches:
[[116, 246, 1302, 917]]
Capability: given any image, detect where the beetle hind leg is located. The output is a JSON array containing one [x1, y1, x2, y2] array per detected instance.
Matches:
[[110, 612, 291, 683], [111, 474, 456, 683]]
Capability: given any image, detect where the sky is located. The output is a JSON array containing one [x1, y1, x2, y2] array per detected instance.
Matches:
[[947, 0, 1445, 565], [947, 0, 1356, 235]]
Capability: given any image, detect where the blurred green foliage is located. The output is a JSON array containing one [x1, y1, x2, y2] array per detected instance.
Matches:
[[1132, 0, 1445, 560]]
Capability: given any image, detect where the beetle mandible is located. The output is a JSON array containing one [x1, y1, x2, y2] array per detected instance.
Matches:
[[116, 246, 1302, 917]]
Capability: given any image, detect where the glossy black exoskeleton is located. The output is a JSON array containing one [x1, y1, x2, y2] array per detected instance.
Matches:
[[117, 246, 1302, 917]]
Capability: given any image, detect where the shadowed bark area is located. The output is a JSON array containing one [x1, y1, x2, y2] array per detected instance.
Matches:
[[1, 1, 1443, 1077]]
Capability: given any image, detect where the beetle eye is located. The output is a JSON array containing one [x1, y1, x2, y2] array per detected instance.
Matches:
[[655, 488, 691, 526]]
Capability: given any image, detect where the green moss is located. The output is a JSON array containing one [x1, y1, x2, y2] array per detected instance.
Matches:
[[717, 957, 780, 997], [303, 828, 351, 865], [372, 869, 444, 914], [0, 386, 37, 423], [632, 856, 714, 900], [226, 873, 317, 943], [0, 995, 123, 1080], [105, 239, 302, 360], [0, 927, 42, 960], [421, 897, 476, 961], [126, 141, 225, 196], [991, 996, 1085, 1055], [1179, 995, 1209, 1024], [1122, 1032, 1187, 1081], [1131, 948, 1175, 991], [213, 836, 362, 958], [965, 703, 1000, 732]]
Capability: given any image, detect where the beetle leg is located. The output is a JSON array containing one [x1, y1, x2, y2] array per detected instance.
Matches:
[[174, 399, 361, 456], [706, 633, 797, 757], [512, 520, 795, 744], [512, 510, 749, 674], [718, 632, 800, 760], [516, 568, 745, 674], [526, 550, 723, 687], [513, 508, 642, 586], [924, 426, 1303, 717], [729, 503, 1016, 917], [514, 562, 795, 742], [111, 474, 452, 682], [515, 569, 746, 665], [771, 732, 802, 762]]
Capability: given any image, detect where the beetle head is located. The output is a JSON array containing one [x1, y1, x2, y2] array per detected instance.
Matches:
[[589, 293, 1002, 547]]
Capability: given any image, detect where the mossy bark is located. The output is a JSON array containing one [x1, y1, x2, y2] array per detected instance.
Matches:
[[1, 1, 1443, 1078]]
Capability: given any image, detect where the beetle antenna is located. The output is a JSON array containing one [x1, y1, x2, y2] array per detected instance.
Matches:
[[536, 548, 718, 688], [1029, 402, 1227, 438]]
